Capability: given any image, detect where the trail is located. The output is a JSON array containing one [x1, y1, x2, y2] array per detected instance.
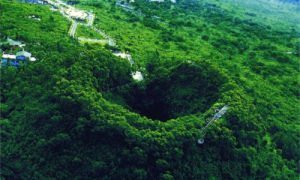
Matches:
[[47, 0, 115, 46], [197, 106, 229, 144], [70, 22, 77, 37], [91, 27, 115, 46], [87, 13, 94, 26], [78, 37, 108, 43], [200, 106, 229, 132]]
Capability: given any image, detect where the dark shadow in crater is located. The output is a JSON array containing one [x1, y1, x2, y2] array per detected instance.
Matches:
[[106, 61, 229, 121]]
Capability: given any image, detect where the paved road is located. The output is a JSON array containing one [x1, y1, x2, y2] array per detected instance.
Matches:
[[78, 37, 108, 43], [87, 14, 94, 26], [70, 22, 78, 37], [91, 27, 115, 46], [127, 54, 134, 65]]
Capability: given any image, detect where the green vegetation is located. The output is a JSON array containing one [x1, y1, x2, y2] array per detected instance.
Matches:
[[106, 60, 231, 121], [75, 24, 105, 39], [1, 0, 299, 179]]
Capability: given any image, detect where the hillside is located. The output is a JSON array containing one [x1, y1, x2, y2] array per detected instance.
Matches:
[[0, 0, 299, 179]]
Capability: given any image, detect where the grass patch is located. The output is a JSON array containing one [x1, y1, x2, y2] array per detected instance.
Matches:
[[76, 24, 105, 39]]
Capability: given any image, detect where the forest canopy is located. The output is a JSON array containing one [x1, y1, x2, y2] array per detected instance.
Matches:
[[0, 0, 299, 179]]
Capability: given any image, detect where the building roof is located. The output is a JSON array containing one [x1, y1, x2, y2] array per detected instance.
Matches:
[[132, 71, 144, 81], [197, 139, 204, 144], [10, 61, 19, 67], [7, 38, 22, 46], [16, 51, 31, 58], [30, 57, 36, 62], [2, 54, 16, 59]]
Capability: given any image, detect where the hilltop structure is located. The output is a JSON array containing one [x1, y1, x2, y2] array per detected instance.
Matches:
[[65, 8, 87, 20]]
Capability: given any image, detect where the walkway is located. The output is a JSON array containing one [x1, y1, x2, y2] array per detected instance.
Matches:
[[200, 106, 230, 132], [197, 105, 229, 144], [78, 37, 108, 43], [87, 13, 94, 26], [70, 22, 77, 37]]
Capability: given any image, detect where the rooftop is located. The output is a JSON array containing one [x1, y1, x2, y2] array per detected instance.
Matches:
[[16, 51, 31, 58], [132, 71, 144, 81], [30, 57, 37, 62], [7, 38, 22, 46], [2, 54, 16, 59]]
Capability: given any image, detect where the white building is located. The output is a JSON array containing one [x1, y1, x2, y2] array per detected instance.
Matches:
[[132, 71, 144, 81], [30, 57, 37, 61]]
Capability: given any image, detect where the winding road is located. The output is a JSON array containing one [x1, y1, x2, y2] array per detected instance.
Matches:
[[47, 0, 114, 46], [47, 0, 140, 81]]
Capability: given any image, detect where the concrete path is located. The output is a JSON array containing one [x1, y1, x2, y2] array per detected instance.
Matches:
[[91, 27, 115, 46], [200, 106, 230, 132], [87, 14, 94, 26], [70, 22, 78, 37], [78, 37, 108, 43], [197, 106, 229, 144]]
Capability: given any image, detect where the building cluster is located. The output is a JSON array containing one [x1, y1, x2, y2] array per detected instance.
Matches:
[[16, 0, 48, 5], [0, 38, 36, 68], [1, 50, 36, 68]]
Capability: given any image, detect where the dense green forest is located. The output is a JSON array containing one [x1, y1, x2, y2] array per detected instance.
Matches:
[[0, 0, 299, 179]]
